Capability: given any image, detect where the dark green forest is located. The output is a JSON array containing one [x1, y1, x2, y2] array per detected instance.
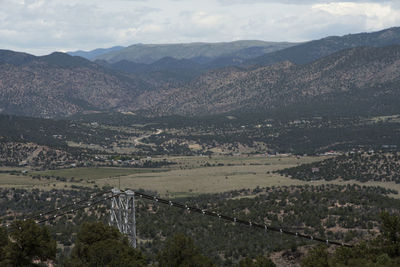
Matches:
[[2, 211, 400, 266], [278, 151, 400, 183], [1, 184, 400, 266]]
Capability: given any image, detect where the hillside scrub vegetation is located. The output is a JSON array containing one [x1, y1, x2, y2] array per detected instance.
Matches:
[[1, 185, 400, 265], [278, 151, 400, 183], [1, 213, 400, 266]]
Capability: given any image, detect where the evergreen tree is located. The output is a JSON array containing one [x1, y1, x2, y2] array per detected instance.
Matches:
[[0, 226, 9, 264], [301, 245, 329, 267], [66, 222, 146, 267], [2, 219, 56, 267], [380, 211, 400, 257], [237, 255, 276, 267], [301, 213, 400, 266], [157, 234, 215, 267]]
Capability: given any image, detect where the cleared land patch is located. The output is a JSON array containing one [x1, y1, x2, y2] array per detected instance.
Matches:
[[31, 167, 166, 180], [96, 156, 325, 196], [3, 155, 400, 198]]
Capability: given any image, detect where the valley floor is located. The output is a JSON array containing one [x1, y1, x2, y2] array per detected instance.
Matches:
[[2, 154, 400, 199]]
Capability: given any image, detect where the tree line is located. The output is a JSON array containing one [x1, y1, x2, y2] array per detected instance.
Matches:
[[0, 220, 275, 267], [2, 211, 400, 266]]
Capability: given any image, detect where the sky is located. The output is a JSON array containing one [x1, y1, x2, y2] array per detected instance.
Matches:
[[1, 0, 400, 55]]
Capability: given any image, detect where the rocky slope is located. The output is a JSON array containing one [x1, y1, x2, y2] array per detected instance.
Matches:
[[2, 33, 400, 118], [247, 27, 400, 66], [0, 51, 151, 117], [0, 142, 79, 168], [140, 46, 400, 116]]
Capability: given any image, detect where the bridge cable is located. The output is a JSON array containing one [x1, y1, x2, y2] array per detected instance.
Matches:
[[3, 189, 353, 248], [130, 190, 353, 248], [3, 191, 120, 229]]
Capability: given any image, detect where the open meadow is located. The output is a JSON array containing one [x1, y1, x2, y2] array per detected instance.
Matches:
[[31, 167, 166, 181], [98, 155, 400, 198], [2, 155, 400, 198]]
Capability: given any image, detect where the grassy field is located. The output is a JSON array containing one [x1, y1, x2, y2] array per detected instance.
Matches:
[[98, 167, 400, 198], [31, 167, 166, 181], [96, 155, 323, 197], [3, 155, 400, 198], [0, 167, 166, 190], [0, 173, 45, 186], [166, 154, 321, 169], [0, 172, 81, 190], [0, 167, 27, 171]]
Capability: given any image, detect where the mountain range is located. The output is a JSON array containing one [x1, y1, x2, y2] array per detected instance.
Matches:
[[67, 46, 125, 60], [247, 27, 400, 66], [85, 40, 298, 64], [0, 51, 152, 117], [76, 27, 400, 83], [143, 45, 400, 117], [2, 27, 400, 118]]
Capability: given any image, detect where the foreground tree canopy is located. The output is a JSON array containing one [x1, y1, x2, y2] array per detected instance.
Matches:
[[157, 233, 215, 267], [302, 212, 400, 266], [0, 219, 56, 267], [238, 255, 276, 267], [2, 212, 400, 266], [66, 222, 146, 267]]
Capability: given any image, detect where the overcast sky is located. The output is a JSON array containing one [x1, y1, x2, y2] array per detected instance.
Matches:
[[1, 0, 400, 55]]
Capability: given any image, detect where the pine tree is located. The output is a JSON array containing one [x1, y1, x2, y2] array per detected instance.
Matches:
[[66, 221, 146, 267], [3, 219, 56, 267], [157, 234, 215, 267]]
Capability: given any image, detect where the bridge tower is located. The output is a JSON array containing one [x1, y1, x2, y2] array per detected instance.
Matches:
[[110, 188, 137, 248]]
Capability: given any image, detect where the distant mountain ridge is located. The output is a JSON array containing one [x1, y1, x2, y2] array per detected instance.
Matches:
[[93, 40, 298, 64], [3, 27, 400, 118], [139, 45, 400, 117], [82, 27, 400, 84], [0, 50, 95, 68], [247, 27, 400, 66], [0, 49, 36, 66], [0, 50, 152, 117], [67, 46, 125, 60], [2, 45, 400, 118], [96, 56, 208, 83]]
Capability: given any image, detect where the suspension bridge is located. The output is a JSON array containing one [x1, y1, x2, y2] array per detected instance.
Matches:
[[3, 188, 353, 249]]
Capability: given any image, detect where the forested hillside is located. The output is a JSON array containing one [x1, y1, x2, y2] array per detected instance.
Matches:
[[1, 185, 400, 266], [142, 46, 400, 117], [247, 26, 400, 66], [0, 51, 151, 117], [3, 31, 400, 118], [278, 151, 400, 183], [93, 40, 297, 64]]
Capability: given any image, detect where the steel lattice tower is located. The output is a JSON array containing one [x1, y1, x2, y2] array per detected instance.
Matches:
[[110, 188, 137, 248]]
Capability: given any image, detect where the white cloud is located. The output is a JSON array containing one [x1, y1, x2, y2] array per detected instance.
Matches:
[[312, 2, 400, 31], [191, 12, 226, 28], [0, 0, 399, 55], [217, 0, 387, 5]]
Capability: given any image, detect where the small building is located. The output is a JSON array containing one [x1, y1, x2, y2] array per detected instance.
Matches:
[[311, 167, 320, 173]]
